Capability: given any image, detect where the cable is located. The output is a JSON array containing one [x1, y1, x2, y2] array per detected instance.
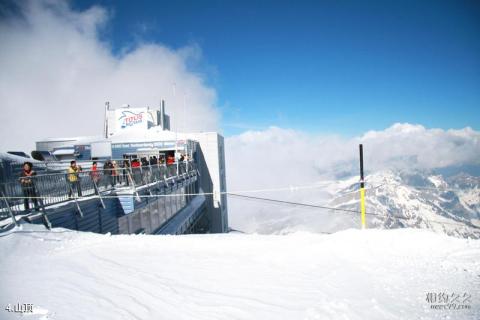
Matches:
[[2, 179, 474, 201], [2, 187, 478, 228], [2, 181, 478, 231], [228, 193, 365, 215], [228, 193, 480, 230], [0, 181, 388, 200]]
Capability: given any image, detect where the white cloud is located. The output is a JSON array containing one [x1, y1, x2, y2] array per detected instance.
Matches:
[[227, 124, 480, 188], [0, 0, 219, 151], [225, 124, 480, 233]]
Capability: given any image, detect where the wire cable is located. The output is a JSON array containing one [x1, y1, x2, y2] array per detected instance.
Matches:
[[228, 193, 480, 230]]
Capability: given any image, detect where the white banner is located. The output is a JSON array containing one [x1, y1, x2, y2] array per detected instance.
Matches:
[[115, 108, 148, 131]]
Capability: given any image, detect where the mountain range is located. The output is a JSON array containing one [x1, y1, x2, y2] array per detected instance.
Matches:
[[328, 169, 480, 238]]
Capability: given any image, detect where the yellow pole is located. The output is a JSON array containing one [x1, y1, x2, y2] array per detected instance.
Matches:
[[360, 187, 366, 229], [359, 144, 366, 229]]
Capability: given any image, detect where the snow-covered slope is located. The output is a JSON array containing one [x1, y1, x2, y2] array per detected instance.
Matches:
[[0, 225, 479, 320]]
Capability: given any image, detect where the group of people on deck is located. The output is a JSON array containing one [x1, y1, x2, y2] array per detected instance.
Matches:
[[19, 154, 191, 212]]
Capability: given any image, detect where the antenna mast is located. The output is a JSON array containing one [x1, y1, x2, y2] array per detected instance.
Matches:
[[104, 101, 110, 138]]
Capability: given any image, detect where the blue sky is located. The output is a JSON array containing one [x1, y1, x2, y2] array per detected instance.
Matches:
[[73, 0, 480, 137]]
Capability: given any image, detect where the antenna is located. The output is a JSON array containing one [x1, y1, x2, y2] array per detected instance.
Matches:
[[173, 82, 179, 175], [104, 101, 110, 138], [183, 93, 187, 132], [160, 99, 165, 129]]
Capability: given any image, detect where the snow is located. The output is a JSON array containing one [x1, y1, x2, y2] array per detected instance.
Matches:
[[1, 224, 479, 319], [428, 176, 445, 189], [323, 170, 480, 238]]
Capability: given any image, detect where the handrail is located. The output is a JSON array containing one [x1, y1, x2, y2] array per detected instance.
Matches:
[[0, 161, 197, 224], [0, 190, 18, 227]]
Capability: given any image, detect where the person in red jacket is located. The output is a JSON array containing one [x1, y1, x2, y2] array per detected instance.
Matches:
[[131, 159, 141, 184], [90, 161, 100, 184]]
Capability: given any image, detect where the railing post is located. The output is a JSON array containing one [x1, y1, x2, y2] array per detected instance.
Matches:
[[93, 179, 106, 209], [147, 164, 153, 196], [0, 190, 18, 227], [176, 158, 179, 177], [34, 181, 51, 229], [68, 183, 84, 218], [139, 164, 143, 184], [126, 165, 141, 202], [162, 164, 169, 187]]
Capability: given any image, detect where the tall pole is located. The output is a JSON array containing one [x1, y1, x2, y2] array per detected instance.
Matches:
[[160, 99, 165, 129], [183, 93, 187, 132], [359, 144, 366, 229], [104, 101, 110, 138], [173, 83, 179, 175]]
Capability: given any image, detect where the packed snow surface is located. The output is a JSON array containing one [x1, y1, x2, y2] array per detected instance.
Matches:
[[0, 225, 479, 320]]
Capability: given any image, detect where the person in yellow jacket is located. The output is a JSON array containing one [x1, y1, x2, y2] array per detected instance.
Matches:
[[67, 160, 82, 198]]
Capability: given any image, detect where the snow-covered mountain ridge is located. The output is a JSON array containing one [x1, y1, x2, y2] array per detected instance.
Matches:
[[328, 169, 480, 238]]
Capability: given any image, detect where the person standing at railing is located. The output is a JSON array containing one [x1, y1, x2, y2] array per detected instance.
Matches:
[[150, 156, 158, 180], [67, 160, 82, 198], [20, 162, 39, 212], [140, 157, 149, 184], [90, 161, 100, 184], [131, 159, 141, 184], [103, 160, 114, 188], [112, 161, 119, 186], [90, 161, 101, 194], [122, 159, 130, 186]]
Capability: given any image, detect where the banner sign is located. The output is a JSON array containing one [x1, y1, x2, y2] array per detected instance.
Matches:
[[115, 109, 147, 131], [112, 141, 186, 149]]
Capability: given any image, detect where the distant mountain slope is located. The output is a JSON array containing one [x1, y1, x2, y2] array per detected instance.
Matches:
[[328, 170, 480, 238]]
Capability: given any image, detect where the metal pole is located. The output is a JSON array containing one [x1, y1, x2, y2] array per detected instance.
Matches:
[[160, 100, 165, 129], [93, 179, 106, 209], [104, 101, 110, 138], [126, 166, 141, 202], [359, 144, 366, 229], [68, 183, 84, 218], [1, 190, 18, 227], [34, 183, 51, 229]]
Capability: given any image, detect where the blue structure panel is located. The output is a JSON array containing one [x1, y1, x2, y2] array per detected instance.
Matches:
[[156, 194, 206, 235], [27, 172, 199, 235]]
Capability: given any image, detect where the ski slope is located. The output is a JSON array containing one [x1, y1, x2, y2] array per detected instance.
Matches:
[[0, 225, 479, 320]]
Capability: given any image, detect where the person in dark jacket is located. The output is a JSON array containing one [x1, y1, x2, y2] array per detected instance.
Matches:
[[111, 160, 119, 186], [122, 159, 131, 186], [20, 162, 39, 212], [103, 161, 114, 188]]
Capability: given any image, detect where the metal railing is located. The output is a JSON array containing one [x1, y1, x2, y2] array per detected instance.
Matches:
[[0, 161, 197, 225]]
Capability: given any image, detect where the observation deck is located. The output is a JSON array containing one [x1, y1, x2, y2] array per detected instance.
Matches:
[[0, 160, 206, 235]]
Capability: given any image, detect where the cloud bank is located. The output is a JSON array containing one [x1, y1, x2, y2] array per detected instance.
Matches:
[[225, 124, 480, 233], [0, 0, 219, 151], [226, 123, 480, 188]]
